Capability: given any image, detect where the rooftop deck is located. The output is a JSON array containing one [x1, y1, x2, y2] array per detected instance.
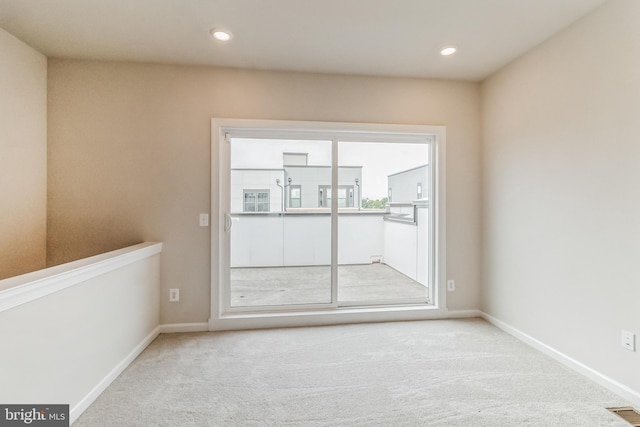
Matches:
[[230, 263, 429, 307]]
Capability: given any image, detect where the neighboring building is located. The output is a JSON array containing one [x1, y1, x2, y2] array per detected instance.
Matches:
[[231, 156, 428, 213], [231, 153, 363, 212], [231, 169, 285, 213], [284, 165, 362, 210], [387, 164, 428, 203]]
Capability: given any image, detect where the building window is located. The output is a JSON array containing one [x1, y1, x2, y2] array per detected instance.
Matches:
[[289, 185, 301, 208], [319, 185, 354, 208], [244, 190, 269, 212], [417, 182, 423, 199], [388, 187, 392, 202]]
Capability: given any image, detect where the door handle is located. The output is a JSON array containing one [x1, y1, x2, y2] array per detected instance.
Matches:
[[224, 213, 233, 232]]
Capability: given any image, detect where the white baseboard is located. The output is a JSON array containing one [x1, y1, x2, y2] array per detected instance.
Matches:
[[159, 322, 209, 333], [70, 326, 161, 425], [447, 309, 482, 318], [481, 312, 640, 408]]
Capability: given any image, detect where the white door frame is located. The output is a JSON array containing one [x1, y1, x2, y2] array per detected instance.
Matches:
[[209, 118, 448, 331]]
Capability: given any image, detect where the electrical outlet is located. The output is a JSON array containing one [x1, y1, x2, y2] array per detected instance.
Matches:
[[169, 288, 180, 302], [447, 280, 455, 292], [621, 330, 635, 352], [199, 213, 209, 227]]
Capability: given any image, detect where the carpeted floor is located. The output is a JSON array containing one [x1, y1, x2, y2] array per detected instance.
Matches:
[[75, 319, 630, 426]]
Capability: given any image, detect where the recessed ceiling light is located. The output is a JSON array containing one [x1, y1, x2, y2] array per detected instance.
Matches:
[[211, 29, 232, 41], [440, 47, 457, 56]]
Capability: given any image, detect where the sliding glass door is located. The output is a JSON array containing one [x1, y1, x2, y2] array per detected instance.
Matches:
[[216, 122, 437, 314]]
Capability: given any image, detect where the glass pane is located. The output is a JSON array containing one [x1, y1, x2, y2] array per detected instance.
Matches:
[[230, 138, 332, 307], [338, 141, 430, 304], [337, 188, 346, 207]]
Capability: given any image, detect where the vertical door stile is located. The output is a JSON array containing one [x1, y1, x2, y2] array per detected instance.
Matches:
[[331, 138, 339, 306]]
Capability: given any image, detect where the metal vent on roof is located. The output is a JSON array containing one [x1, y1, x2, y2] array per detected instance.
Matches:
[[608, 407, 640, 426]]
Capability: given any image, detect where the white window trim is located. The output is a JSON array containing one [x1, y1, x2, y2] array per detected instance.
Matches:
[[210, 119, 447, 331]]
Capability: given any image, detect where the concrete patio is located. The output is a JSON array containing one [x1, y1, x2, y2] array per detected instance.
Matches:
[[230, 263, 429, 307]]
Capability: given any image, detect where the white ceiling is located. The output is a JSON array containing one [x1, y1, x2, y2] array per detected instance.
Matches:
[[0, 0, 607, 81]]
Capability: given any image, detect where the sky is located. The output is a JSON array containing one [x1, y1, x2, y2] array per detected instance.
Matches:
[[231, 138, 428, 200]]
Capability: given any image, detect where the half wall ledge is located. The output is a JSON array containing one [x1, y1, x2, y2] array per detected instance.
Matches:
[[0, 242, 163, 313]]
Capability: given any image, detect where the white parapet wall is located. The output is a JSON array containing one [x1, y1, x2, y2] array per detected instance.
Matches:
[[0, 242, 162, 424], [230, 212, 386, 267], [383, 219, 418, 282], [230, 210, 430, 286], [382, 203, 429, 286]]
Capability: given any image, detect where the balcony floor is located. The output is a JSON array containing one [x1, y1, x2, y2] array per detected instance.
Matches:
[[230, 263, 428, 307]]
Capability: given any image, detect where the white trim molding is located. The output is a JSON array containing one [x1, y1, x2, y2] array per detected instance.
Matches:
[[209, 308, 480, 332], [481, 312, 640, 408]]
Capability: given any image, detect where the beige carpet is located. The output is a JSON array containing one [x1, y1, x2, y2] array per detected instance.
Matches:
[[75, 319, 630, 426]]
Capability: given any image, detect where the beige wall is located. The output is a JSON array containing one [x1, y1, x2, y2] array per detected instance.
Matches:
[[47, 61, 481, 323], [482, 0, 640, 397], [0, 28, 47, 280]]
